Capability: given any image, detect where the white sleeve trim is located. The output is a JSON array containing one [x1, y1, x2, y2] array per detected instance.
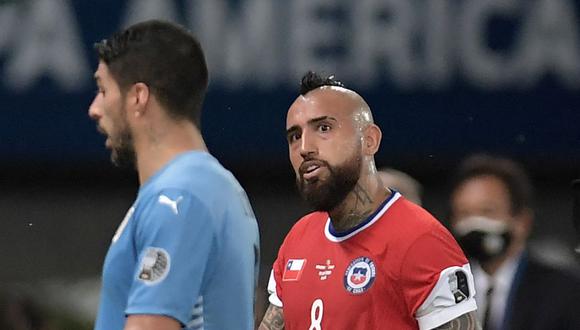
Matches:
[[267, 269, 283, 307], [418, 299, 477, 330], [415, 263, 478, 330]]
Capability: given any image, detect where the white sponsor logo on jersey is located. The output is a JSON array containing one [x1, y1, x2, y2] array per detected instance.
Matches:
[[158, 195, 183, 215], [315, 259, 335, 280]]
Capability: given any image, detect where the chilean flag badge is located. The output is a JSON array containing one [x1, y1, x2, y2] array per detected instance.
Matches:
[[283, 259, 306, 281]]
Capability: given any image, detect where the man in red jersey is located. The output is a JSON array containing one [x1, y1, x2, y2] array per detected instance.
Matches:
[[259, 72, 480, 330]]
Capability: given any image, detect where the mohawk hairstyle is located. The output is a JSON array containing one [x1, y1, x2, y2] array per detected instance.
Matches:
[[299, 71, 345, 95]]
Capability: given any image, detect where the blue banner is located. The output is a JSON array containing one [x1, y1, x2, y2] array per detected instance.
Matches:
[[1, 0, 579, 168]]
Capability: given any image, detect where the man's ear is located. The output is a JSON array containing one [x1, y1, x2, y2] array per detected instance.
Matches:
[[362, 124, 382, 156], [126, 82, 150, 117], [514, 207, 534, 240]]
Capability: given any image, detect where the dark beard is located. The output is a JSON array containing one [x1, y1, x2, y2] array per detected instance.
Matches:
[[111, 129, 136, 169], [297, 155, 361, 212]]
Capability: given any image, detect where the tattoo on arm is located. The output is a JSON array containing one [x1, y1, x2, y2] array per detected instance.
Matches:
[[434, 311, 481, 330], [259, 304, 284, 330]]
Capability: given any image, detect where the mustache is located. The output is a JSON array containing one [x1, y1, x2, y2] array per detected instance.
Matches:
[[298, 158, 329, 175]]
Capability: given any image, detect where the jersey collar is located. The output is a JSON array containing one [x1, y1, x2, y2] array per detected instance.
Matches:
[[324, 191, 401, 242]]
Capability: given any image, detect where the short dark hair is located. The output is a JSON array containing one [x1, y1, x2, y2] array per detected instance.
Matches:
[[451, 154, 533, 215], [94, 20, 208, 128], [299, 71, 345, 95]]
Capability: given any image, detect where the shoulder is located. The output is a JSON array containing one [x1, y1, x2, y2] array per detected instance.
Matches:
[[382, 197, 457, 250], [391, 197, 444, 228], [159, 152, 234, 189], [288, 211, 327, 235], [134, 155, 228, 229], [372, 197, 467, 275], [281, 212, 327, 246], [133, 188, 213, 233], [146, 152, 242, 207]]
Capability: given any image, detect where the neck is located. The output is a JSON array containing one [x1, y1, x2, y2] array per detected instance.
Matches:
[[329, 171, 391, 232], [134, 120, 207, 185]]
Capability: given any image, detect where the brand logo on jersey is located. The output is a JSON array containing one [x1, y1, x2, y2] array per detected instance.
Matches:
[[315, 259, 335, 280], [344, 257, 376, 294], [283, 259, 306, 281], [112, 206, 134, 243], [138, 247, 171, 285], [158, 195, 183, 215]]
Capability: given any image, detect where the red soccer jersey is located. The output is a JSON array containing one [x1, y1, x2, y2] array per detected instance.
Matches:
[[269, 192, 477, 329]]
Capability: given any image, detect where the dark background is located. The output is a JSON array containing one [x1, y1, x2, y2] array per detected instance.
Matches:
[[0, 0, 579, 324]]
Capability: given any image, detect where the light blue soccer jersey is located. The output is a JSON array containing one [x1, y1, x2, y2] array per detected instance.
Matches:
[[95, 151, 260, 330]]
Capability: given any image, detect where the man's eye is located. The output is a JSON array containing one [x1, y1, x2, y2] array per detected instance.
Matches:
[[288, 133, 301, 143], [319, 124, 331, 132]]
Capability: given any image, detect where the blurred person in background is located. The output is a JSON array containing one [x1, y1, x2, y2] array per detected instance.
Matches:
[[260, 72, 480, 330], [89, 20, 259, 330], [0, 291, 91, 330], [0, 293, 49, 330], [448, 154, 580, 330], [378, 167, 423, 205]]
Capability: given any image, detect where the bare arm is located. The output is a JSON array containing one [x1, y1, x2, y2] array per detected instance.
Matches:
[[124, 314, 181, 330], [258, 304, 285, 330], [433, 311, 481, 330]]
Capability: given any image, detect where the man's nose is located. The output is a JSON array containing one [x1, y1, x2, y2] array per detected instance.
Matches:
[[88, 96, 101, 120], [299, 132, 317, 158]]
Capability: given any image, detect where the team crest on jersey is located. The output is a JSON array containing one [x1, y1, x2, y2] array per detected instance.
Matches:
[[138, 247, 171, 285], [344, 257, 376, 294]]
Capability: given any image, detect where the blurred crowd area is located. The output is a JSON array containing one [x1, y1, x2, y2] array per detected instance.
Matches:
[[0, 289, 91, 330]]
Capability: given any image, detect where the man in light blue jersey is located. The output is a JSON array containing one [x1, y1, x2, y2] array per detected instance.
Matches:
[[89, 20, 260, 330]]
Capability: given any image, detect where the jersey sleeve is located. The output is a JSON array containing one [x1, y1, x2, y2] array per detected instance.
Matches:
[[125, 189, 215, 326], [267, 268, 283, 307], [267, 216, 311, 308], [399, 227, 477, 329], [267, 245, 286, 307]]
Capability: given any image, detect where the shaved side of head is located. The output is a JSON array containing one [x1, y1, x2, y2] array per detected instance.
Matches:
[[303, 85, 374, 132]]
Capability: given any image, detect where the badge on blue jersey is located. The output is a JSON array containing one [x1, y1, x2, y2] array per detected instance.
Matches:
[[138, 247, 171, 285], [344, 257, 376, 294]]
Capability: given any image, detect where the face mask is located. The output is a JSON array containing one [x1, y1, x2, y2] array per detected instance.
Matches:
[[453, 216, 512, 264]]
